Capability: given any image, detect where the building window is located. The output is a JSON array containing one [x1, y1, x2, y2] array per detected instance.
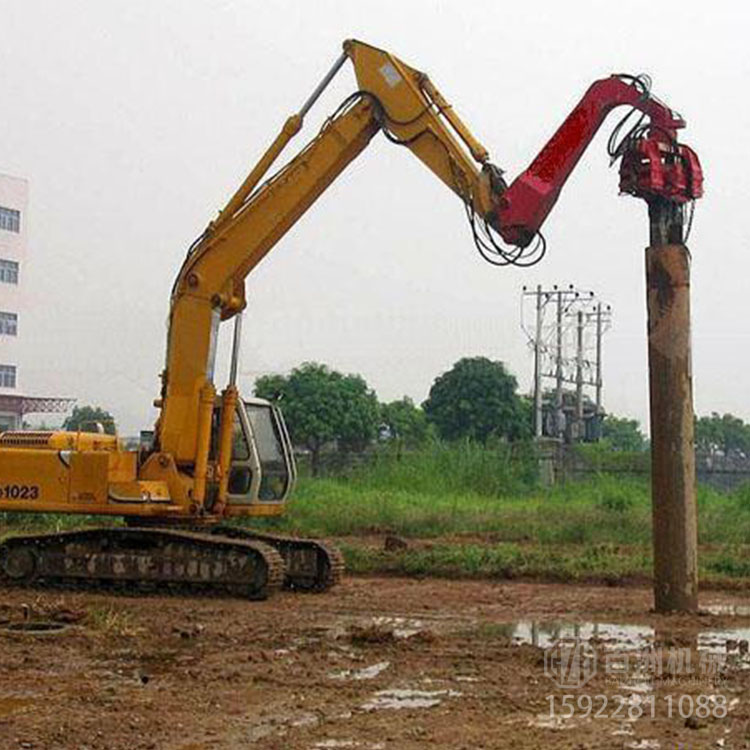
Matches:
[[0, 365, 17, 388], [0, 312, 17, 336], [0, 259, 18, 284], [0, 207, 20, 233]]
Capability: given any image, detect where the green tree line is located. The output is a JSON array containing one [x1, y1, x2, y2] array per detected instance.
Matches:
[[256, 357, 532, 474], [58, 368, 750, 469]]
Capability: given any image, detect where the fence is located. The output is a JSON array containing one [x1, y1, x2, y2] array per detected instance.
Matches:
[[554, 443, 750, 491]]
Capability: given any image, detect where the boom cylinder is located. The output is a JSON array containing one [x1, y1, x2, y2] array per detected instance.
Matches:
[[215, 385, 240, 515], [192, 382, 217, 509]]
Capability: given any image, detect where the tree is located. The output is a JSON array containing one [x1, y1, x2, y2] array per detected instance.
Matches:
[[601, 415, 647, 452], [380, 397, 431, 449], [255, 362, 380, 474], [695, 412, 750, 456], [62, 405, 117, 435], [422, 357, 529, 443]]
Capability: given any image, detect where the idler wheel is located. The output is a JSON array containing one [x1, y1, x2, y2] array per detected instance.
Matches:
[[0, 545, 38, 581]]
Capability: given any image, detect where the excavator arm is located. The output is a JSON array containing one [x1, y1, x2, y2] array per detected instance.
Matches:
[[153, 39, 702, 513]]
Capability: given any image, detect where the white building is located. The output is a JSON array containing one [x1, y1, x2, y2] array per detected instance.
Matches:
[[0, 174, 28, 430], [0, 173, 73, 430]]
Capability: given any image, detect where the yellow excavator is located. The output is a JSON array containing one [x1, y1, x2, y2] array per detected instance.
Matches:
[[0, 40, 701, 598]]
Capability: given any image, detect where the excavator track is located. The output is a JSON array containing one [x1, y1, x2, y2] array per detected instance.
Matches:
[[0, 527, 284, 600], [212, 526, 345, 592]]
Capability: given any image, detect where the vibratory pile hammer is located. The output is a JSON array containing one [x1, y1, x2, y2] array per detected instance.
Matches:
[[0, 41, 701, 598]]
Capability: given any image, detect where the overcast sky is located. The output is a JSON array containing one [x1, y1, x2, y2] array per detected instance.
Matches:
[[2, 0, 747, 435]]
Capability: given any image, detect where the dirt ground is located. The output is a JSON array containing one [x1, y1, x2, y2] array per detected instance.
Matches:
[[2, 577, 750, 749]]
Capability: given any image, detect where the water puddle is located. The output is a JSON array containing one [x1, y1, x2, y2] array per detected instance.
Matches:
[[612, 723, 635, 736], [312, 742, 385, 750], [0, 621, 68, 635], [328, 661, 390, 681], [290, 713, 319, 728], [509, 619, 750, 666], [361, 688, 462, 711], [509, 621, 654, 651], [247, 711, 319, 741], [702, 603, 750, 617], [362, 616, 429, 639], [698, 629, 750, 669], [529, 714, 591, 730], [512, 616, 750, 741]]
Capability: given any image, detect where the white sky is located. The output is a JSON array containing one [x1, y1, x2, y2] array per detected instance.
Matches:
[[1, 0, 747, 435]]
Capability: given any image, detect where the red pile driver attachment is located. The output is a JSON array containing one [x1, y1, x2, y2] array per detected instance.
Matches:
[[619, 132, 703, 204]]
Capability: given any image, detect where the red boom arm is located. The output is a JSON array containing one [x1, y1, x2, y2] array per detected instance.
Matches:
[[491, 76, 703, 247]]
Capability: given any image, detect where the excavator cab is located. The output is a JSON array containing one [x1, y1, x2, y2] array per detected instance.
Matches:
[[213, 397, 297, 510]]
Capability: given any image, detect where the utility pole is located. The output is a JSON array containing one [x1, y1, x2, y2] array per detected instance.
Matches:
[[595, 303, 603, 414], [533, 285, 543, 438], [575, 310, 584, 439], [555, 289, 564, 439], [646, 199, 698, 613]]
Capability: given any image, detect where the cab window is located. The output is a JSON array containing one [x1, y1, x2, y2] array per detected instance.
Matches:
[[232, 411, 250, 460], [245, 404, 289, 501]]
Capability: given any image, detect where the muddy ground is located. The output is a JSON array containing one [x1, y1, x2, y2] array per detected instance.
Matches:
[[2, 577, 750, 749]]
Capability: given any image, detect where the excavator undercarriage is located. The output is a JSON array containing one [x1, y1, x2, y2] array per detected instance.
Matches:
[[0, 526, 343, 599]]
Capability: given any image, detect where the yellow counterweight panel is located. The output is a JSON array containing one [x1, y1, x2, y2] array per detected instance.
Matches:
[[0, 447, 69, 509], [0, 446, 177, 515]]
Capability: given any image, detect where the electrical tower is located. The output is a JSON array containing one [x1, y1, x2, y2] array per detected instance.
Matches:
[[521, 285, 612, 441]]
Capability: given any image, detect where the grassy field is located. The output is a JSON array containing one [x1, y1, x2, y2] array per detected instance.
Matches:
[[3, 442, 750, 586], [264, 444, 750, 586], [274, 444, 750, 543]]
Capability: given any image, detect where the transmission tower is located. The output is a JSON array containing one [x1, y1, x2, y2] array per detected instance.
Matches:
[[521, 285, 612, 440]]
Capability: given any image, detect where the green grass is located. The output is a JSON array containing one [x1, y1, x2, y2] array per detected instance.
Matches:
[[340, 541, 750, 588], [263, 474, 650, 545], [340, 540, 651, 583], [250, 446, 750, 585], [255, 448, 750, 548]]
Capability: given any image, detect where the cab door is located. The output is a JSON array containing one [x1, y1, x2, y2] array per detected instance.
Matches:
[[244, 401, 296, 503], [224, 407, 261, 505], [223, 400, 296, 507]]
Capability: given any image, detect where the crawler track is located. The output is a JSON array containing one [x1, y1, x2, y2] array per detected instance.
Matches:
[[212, 526, 345, 592], [0, 527, 284, 599]]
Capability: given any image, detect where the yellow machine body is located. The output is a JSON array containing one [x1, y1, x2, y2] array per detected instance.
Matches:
[[0, 398, 293, 520]]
